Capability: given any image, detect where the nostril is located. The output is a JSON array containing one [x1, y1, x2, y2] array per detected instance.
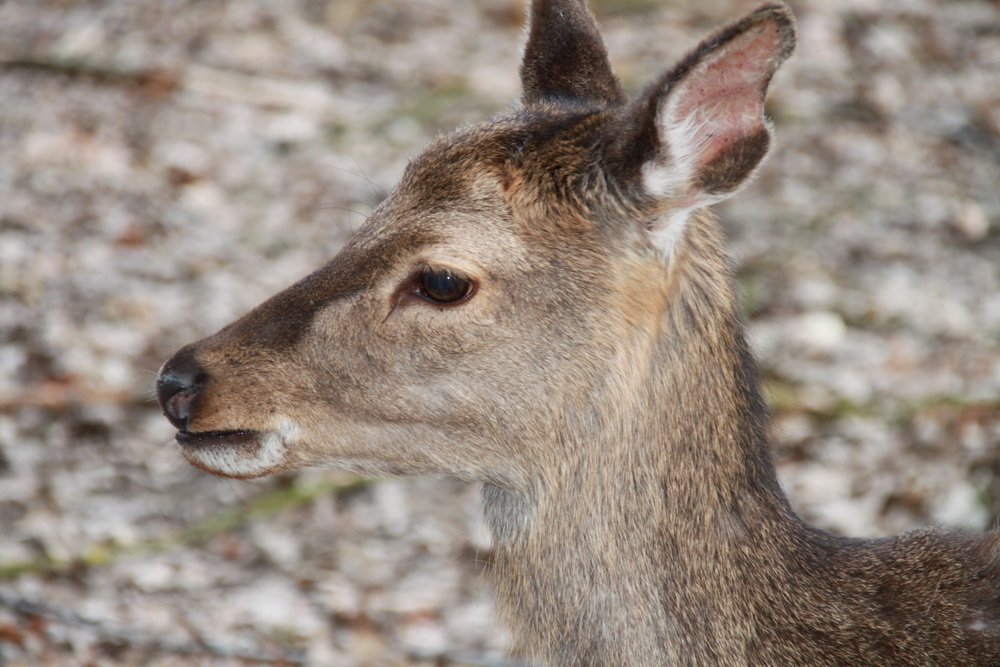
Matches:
[[157, 373, 202, 431], [156, 375, 200, 431], [157, 348, 207, 431]]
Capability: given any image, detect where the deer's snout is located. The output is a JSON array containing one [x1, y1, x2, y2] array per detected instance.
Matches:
[[157, 347, 206, 431]]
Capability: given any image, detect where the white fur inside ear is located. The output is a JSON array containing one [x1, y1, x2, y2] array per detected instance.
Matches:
[[641, 91, 757, 261], [640, 100, 723, 261], [641, 111, 720, 262], [641, 100, 717, 199]]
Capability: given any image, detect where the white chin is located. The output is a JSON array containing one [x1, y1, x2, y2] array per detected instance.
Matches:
[[177, 429, 290, 480]]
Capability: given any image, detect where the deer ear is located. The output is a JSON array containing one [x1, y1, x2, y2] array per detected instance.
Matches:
[[622, 4, 795, 256], [520, 0, 625, 106]]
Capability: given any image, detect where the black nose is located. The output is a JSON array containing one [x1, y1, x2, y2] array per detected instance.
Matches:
[[157, 347, 206, 431]]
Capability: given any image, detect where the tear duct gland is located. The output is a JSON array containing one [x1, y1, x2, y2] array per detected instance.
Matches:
[[158, 1, 1000, 664]]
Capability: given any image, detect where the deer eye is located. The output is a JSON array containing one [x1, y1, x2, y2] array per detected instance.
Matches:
[[417, 267, 473, 304]]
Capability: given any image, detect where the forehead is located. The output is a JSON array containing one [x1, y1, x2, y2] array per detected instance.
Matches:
[[345, 120, 527, 254], [390, 106, 601, 208], [394, 120, 523, 206], [338, 107, 612, 277], [348, 186, 521, 281]]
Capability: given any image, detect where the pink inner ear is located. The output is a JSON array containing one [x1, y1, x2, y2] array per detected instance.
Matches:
[[671, 22, 784, 169]]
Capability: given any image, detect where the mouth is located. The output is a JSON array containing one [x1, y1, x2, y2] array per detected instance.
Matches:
[[175, 430, 258, 447], [173, 428, 289, 480]]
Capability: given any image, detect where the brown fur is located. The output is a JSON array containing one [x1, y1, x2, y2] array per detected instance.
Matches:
[[157, 2, 1000, 664]]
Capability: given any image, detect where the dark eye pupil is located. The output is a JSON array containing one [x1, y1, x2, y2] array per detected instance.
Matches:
[[419, 268, 470, 303]]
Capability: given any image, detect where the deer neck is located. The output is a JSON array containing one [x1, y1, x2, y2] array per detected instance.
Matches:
[[484, 216, 803, 663]]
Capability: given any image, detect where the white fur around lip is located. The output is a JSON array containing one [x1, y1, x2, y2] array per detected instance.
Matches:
[[181, 420, 298, 478]]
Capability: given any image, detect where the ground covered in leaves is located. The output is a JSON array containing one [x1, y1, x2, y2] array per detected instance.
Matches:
[[1, 0, 999, 664]]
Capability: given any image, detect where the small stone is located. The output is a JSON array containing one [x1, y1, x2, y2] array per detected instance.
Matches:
[[951, 201, 990, 241], [795, 311, 847, 352]]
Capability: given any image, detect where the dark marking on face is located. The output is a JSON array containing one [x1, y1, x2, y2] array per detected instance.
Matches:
[[214, 221, 442, 353]]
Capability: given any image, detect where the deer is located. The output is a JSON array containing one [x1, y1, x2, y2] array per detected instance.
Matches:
[[156, 1, 1000, 663]]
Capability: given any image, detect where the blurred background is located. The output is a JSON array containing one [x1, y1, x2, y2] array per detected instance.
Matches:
[[0, 0, 998, 664]]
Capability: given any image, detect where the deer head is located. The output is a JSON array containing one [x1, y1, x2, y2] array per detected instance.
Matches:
[[157, 0, 794, 505]]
